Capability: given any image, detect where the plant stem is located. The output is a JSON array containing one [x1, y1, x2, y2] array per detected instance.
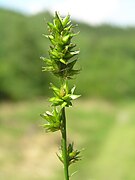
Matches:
[[61, 107, 69, 180]]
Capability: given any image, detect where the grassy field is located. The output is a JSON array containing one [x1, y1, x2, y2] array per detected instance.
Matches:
[[0, 99, 135, 180]]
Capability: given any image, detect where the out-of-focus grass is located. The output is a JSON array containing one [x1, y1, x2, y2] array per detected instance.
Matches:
[[0, 99, 135, 180]]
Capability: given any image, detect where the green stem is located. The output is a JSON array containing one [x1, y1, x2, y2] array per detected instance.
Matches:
[[61, 107, 69, 180]]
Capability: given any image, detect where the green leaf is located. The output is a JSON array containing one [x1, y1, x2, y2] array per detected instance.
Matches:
[[44, 34, 54, 40], [62, 94, 71, 101], [54, 12, 63, 31], [47, 22, 57, 31], [70, 31, 80, 37], [40, 113, 51, 123], [65, 50, 80, 60], [61, 101, 67, 108], [41, 58, 52, 66], [67, 59, 77, 70], [45, 35, 57, 45], [50, 83, 60, 97], [68, 43, 76, 50], [70, 94, 81, 100], [45, 111, 52, 116], [67, 69, 80, 77], [64, 24, 73, 31], [42, 66, 54, 72], [62, 35, 70, 44], [56, 153, 63, 163], [49, 49, 61, 58], [71, 86, 76, 94], [62, 14, 70, 27], [68, 143, 74, 154], [40, 113, 47, 119], [67, 143, 82, 166], [49, 97, 63, 106], [60, 58, 67, 64]]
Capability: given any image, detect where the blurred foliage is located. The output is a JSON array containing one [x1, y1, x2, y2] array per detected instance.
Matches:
[[1, 99, 135, 179], [0, 8, 135, 100]]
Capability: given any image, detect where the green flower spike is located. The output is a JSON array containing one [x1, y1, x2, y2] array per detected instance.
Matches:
[[40, 12, 82, 180], [41, 11, 80, 79]]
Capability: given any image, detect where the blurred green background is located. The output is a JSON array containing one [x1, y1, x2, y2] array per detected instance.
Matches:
[[0, 8, 135, 180]]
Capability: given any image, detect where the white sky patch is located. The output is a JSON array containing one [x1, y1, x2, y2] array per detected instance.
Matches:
[[104, 0, 135, 26], [25, 2, 45, 14], [50, 0, 120, 25], [23, 0, 60, 14], [1, 0, 135, 26], [0, 0, 57, 14]]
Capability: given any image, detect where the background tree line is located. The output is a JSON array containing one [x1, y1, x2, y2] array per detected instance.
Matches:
[[0, 8, 135, 101]]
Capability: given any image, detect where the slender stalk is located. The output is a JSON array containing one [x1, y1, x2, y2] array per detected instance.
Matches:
[[61, 107, 69, 180]]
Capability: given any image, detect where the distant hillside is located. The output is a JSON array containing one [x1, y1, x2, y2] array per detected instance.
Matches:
[[0, 8, 135, 100]]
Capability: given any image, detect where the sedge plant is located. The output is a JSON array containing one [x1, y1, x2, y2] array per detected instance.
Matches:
[[40, 12, 81, 180]]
